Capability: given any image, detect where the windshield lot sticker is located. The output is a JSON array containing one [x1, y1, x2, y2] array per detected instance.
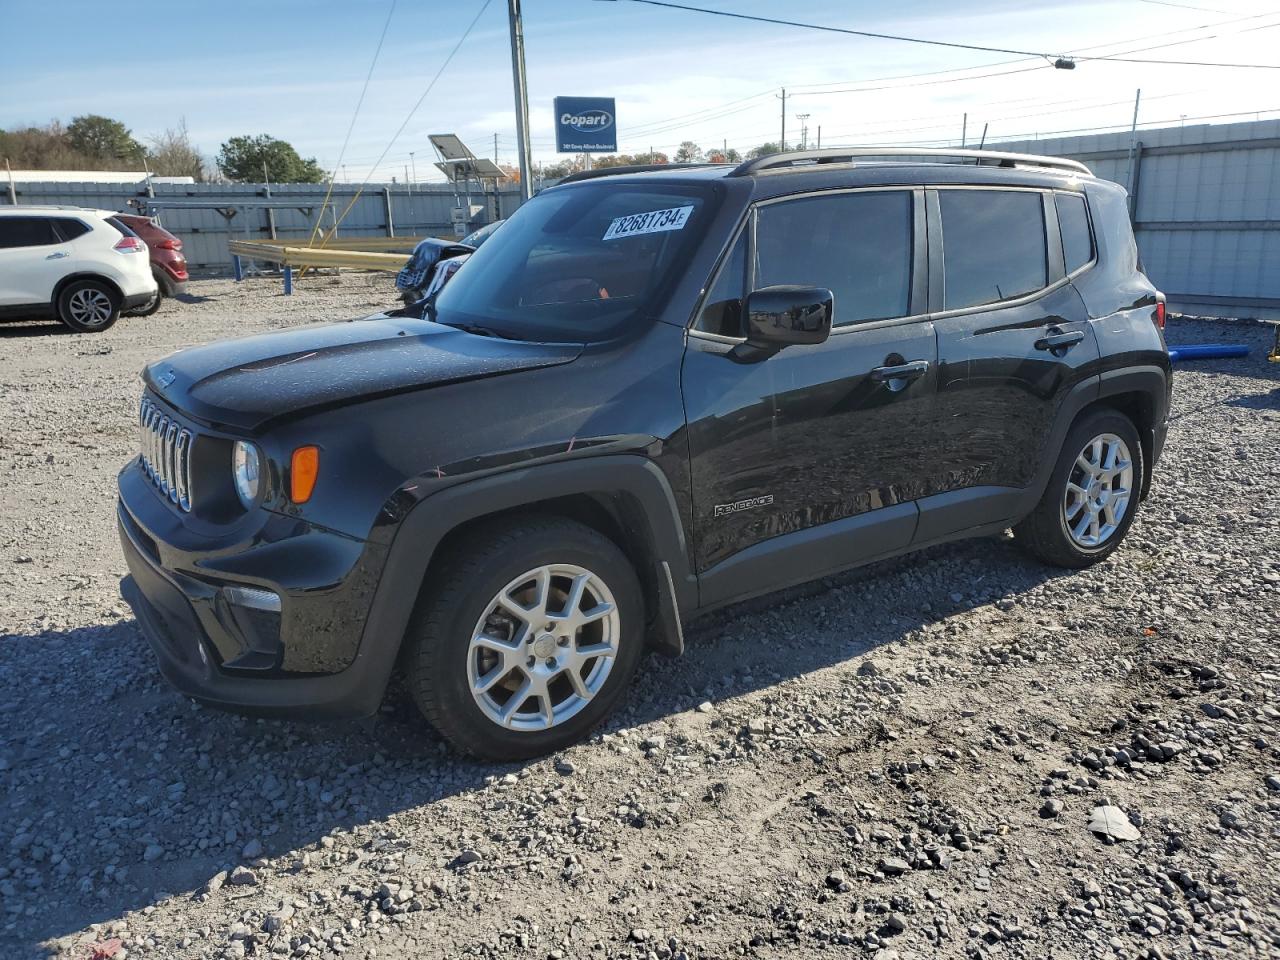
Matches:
[[603, 205, 694, 241]]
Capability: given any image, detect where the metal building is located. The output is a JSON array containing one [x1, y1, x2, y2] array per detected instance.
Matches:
[[996, 118, 1280, 316]]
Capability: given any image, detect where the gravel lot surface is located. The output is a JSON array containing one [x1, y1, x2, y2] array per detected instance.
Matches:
[[1, 278, 1278, 960]]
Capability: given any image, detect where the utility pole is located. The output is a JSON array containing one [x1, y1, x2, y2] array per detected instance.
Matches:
[[507, 0, 534, 201], [816, 125, 821, 149], [979, 122, 988, 149], [494, 132, 499, 164], [962, 112, 967, 148], [1124, 88, 1142, 202], [5, 158, 17, 205], [777, 88, 787, 150], [796, 113, 810, 150]]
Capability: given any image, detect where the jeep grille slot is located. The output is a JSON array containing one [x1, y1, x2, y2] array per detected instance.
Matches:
[[138, 397, 193, 512]]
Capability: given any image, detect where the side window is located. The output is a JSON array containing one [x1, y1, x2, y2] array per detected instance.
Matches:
[[939, 190, 1047, 310], [1056, 192, 1094, 274], [0, 217, 59, 249], [694, 230, 747, 336], [754, 191, 912, 326], [52, 218, 91, 242]]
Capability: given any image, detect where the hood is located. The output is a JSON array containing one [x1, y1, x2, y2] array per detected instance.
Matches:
[[143, 314, 583, 431]]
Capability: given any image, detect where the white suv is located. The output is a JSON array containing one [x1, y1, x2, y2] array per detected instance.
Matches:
[[0, 206, 159, 332]]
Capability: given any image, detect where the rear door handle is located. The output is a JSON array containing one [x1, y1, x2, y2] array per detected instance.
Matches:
[[1035, 330, 1085, 351], [870, 359, 930, 383], [45, 251, 69, 260]]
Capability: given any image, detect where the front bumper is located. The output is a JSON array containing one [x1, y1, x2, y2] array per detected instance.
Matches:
[[117, 466, 394, 719]]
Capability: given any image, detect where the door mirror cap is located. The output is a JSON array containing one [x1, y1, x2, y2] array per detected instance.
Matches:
[[742, 285, 833, 352]]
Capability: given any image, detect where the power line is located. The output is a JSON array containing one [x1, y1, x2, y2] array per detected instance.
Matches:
[[565, 9, 1280, 147], [308, 0, 397, 243], [316, 0, 494, 241], [599, 0, 1280, 69]]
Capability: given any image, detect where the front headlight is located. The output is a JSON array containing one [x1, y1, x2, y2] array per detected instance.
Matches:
[[232, 441, 261, 508]]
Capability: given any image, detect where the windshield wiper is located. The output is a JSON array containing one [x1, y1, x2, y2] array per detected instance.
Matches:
[[437, 320, 522, 341]]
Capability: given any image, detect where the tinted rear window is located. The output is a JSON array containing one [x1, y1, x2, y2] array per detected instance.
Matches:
[[940, 190, 1047, 310], [52, 218, 91, 242], [106, 216, 139, 238], [0, 216, 59, 248], [1056, 192, 1094, 274], [754, 190, 913, 326]]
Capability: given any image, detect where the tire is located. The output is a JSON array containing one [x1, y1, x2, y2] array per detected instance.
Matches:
[[404, 516, 646, 760], [128, 291, 163, 317], [57, 280, 121, 332], [1014, 408, 1145, 568]]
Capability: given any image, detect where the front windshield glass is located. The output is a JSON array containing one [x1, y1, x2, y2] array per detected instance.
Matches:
[[433, 181, 717, 340]]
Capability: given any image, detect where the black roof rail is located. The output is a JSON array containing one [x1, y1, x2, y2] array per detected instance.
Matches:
[[729, 147, 1092, 178], [557, 162, 730, 184]]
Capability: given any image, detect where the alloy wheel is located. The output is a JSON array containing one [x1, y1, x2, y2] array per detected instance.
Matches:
[[1062, 432, 1133, 548], [467, 564, 620, 731], [68, 288, 114, 327]]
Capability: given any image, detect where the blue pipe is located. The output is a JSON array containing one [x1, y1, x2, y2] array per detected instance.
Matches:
[[1168, 344, 1249, 363]]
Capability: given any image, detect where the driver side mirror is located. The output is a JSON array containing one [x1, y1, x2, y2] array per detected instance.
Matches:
[[730, 285, 833, 362]]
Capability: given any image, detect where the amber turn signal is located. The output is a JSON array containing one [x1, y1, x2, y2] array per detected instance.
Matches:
[[290, 445, 320, 503]]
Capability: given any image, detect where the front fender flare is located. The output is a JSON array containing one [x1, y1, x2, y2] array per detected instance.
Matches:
[[357, 455, 695, 685]]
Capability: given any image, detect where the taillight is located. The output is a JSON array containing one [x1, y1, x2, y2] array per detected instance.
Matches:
[[114, 236, 146, 254], [1155, 300, 1166, 330], [154, 238, 181, 251]]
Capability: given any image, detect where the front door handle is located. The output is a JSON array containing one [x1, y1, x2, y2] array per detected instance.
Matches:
[[1035, 329, 1085, 351], [871, 359, 930, 383]]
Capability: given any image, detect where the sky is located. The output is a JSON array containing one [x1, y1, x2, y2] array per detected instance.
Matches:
[[2, 0, 1278, 183]]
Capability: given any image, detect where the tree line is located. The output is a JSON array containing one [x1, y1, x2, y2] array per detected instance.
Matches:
[[1, 115, 327, 183], [4, 117, 786, 186]]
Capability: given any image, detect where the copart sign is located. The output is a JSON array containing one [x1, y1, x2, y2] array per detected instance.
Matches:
[[554, 96, 617, 153]]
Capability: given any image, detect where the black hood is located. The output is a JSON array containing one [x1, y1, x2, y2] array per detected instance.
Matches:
[[143, 314, 583, 432]]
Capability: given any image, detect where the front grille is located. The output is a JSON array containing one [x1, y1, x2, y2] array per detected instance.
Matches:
[[139, 397, 194, 511]]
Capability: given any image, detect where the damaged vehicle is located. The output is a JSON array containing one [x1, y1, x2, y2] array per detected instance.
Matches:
[[118, 149, 1170, 759]]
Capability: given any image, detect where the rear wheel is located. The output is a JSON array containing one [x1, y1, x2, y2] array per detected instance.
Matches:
[[57, 280, 120, 332], [1014, 409, 1144, 568], [404, 517, 645, 760]]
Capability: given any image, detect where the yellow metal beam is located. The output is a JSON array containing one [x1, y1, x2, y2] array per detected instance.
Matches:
[[228, 240, 410, 272]]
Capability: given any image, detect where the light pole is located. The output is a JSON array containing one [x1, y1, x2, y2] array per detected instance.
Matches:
[[796, 113, 810, 150], [408, 151, 417, 224], [507, 0, 534, 201]]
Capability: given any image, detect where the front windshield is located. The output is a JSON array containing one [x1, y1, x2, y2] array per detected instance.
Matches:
[[433, 181, 717, 341]]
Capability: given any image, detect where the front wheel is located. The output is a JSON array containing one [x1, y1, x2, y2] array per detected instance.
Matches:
[[57, 280, 120, 332], [1014, 409, 1145, 568], [404, 517, 645, 760]]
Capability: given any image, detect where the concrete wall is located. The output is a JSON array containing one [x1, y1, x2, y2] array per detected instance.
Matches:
[[3, 180, 526, 272], [995, 119, 1280, 312]]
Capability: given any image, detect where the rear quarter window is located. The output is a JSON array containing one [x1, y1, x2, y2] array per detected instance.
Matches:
[[51, 218, 91, 242], [1056, 192, 1094, 274], [939, 190, 1047, 311]]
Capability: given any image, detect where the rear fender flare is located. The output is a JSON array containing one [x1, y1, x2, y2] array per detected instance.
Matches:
[[1020, 365, 1169, 514]]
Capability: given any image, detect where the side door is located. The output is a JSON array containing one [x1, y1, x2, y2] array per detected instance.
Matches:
[[922, 186, 1100, 541], [682, 187, 937, 607], [0, 216, 68, 306]]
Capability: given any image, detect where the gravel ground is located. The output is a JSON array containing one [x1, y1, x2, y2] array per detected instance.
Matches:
[[1, 278, 1278, 960]]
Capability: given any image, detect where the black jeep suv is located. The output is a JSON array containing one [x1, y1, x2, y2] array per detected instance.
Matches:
[[118, 148, 1171, 759]]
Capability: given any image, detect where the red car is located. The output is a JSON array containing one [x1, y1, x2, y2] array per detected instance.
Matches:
[[115, 213, 188, 314]]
